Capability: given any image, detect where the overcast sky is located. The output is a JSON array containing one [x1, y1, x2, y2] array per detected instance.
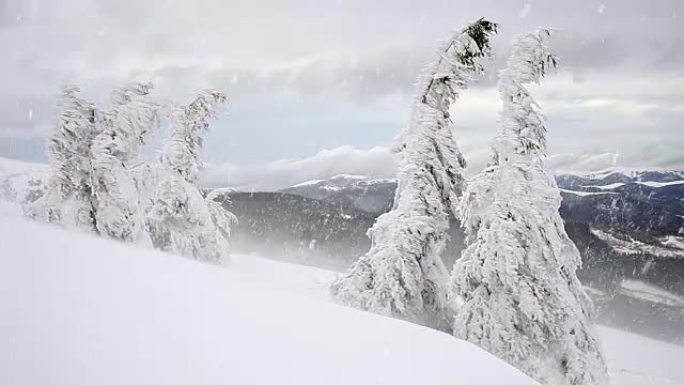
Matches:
[[1, 0, 682, 184]]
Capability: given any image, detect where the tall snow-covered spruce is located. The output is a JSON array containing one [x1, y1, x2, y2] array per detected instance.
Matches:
[[147, 91, 235, 264], [25, 85, 98, 230], [449, 30, 609, 385], [331, 19, 497, 329], [91, 83, 159, 243]]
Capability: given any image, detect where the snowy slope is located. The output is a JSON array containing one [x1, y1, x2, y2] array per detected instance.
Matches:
[[600, 327, 684, 385], [2, 209, 684, 385], [0, 216, 537, 385]]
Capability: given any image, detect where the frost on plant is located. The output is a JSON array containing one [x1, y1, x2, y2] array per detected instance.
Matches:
[[449, 30, 609, 385], [161, 91, 226, 184], [91, 83, 158, 243], [147, 91, 235, 263], [24, 84, 236, 263], [25, 85, 98, 231], [331, 19, 497, 329]]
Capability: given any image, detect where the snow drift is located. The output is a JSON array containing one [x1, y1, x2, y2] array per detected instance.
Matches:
[[0, 216, 537, 385], [1, 210, 683, 385]]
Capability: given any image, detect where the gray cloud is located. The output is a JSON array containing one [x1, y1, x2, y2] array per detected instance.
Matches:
[[0, 0, 681, 170]]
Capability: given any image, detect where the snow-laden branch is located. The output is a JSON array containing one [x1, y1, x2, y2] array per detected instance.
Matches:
[[25, 85, 98, 231], [497, 29, 557, 156], [91, 83, 159, 243], [161, 91, 227, 184], [147, 91, 234, 263]]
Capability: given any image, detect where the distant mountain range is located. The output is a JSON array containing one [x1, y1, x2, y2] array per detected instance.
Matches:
[[212, 169, 684, 286], [2, 157, 683, 342]]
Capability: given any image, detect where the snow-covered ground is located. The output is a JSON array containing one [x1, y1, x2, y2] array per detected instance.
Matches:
[[600, 327, 683, 385], [1, 210, 683, 384], [559, 188, 616, 197], [591, 228, 684, 258], [0, 216, 536, 385]]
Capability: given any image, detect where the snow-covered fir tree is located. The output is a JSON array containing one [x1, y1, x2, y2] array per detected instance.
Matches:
[[449, 30, 609, 385], [147, 91, 235, 263], [159, 91, 227, 184], [25, 85, 98, 230], [330, 19, 498, 329], [91, 83, 158, 243]]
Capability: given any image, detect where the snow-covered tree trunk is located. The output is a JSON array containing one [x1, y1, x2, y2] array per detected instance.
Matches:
[[449, 30, 609, 385], [147, 91, 235, 263], [91, 83, 158, 243], [25, 85, 98, 231], [331, 19, 497, 329]]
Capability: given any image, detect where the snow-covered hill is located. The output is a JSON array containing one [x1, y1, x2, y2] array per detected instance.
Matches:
[[0, 215, 537, 385], [1, 211, 683, 384]]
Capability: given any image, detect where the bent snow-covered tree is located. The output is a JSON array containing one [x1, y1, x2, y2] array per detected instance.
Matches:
[[331, 19, 497, 329], [91, 83, 158, 243], [26, 85, 98, 231], [147, 91, 235, 263], [449, 30, 609, 385]]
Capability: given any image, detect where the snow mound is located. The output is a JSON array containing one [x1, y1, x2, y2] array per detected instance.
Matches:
[[0, 217, 537, 385], [600, 326, 684, 385]]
